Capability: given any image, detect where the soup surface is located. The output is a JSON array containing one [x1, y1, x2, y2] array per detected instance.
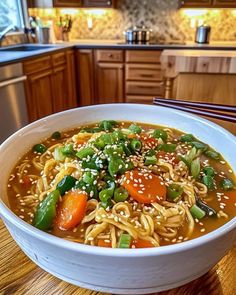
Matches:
[[7, 121, 236, 248]]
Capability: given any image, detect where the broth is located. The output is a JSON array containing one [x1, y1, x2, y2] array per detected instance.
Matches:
[[7, 121, 236, 248]]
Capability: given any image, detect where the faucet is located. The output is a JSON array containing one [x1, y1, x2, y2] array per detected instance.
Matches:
[[0, 25, 17, 45]]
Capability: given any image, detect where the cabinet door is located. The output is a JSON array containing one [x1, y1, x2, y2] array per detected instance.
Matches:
[[212, 0, 236, 7], [83, 0, 114, 7], [52, 64, 69, 113], [25, 70, 54, 122], [95, 63, 124, 104], [179, 0, 212, 7], [66, 50, 78, 109], [53, 0, 82, 7], [76, 49, 95, 106]]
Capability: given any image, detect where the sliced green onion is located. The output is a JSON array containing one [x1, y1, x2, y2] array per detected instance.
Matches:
[[191, 141, 208, 151], [112, 130, 127, 142], [120, 143, 132, 156], [62, 144, 75, 156], [56, 175, 77, 195], [144, 155, 157, 165], [152, 129, 168, 141], [130, 139, 142, 151], [202, 175, 215, 190], [51, 131, 61, 140], [82, 171, 98, 185], [33, 143, 47, 154], [158, 143, 177, 152], [99, 181, 115, 202], [54, 146, 66, 162], [74, 180, 98, 198], [204, 150, 220, 160], [118, 233, 132, 248], [190, 204, 206, 219], [114, 187, 129, 202], [108, 157, 125, 177], [191, 158, 201, 179], [81, 156, 103, 170], [146, 149, 156, 157], [104, 146, 124, 157], [180, 147, 198, 167], [167, 184, 183, 201], [76, 147, 95, 159], [220, 178, 235, 190], [180, 133, 195, 142], [99, 120, 117, 131], [196, 199, 216, 217], [128, 123, 142, 134], [203, 166, 215, 177], [100, 199, 112, 209]]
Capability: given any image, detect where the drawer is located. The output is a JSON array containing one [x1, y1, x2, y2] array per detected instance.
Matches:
[[126, 50, 162, 63], [126, 95, 156, 104], [126, 81, 164, 96], [126, 64, 163, 81], [52, 52, 66, 67], [23, 56, 51, 75], [96, 50, 124, 62]]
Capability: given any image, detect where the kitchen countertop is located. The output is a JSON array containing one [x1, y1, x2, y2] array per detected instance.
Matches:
[[0, 219, 235, 295], [1, 40, 236, 66]]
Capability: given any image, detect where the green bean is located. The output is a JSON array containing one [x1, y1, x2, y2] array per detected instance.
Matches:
[[144, 155, 157, 165], [180, 133, 195, 142], [130, 139, 142, 151], [152, 129, 168, 141], [204, 150, 220, 160], [157, 143, 176, 152], [114, 187, 129, 202], [56, 175, 77, 195], [167, 184, 183, 201], [76, 147, 95, 159]]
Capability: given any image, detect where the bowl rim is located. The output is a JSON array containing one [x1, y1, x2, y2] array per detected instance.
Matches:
[[0, 103, 235, 257]]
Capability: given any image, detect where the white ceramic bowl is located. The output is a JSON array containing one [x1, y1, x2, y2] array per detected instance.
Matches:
[[0, 104, 235, 294]]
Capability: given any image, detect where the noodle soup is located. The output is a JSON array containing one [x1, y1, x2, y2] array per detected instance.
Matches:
[[7, 121, 236, 248]]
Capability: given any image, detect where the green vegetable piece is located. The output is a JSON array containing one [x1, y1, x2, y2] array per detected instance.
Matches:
[[202, 175, 215, 190], [146, 149, 156, 157], [62, 144, 75, 156], [179, 147, 198, 167], [120, 143, 132, 156], [82, 171, 98, 185], [108, 157, 125, 177], [104, 146, 124, 157], [100, 199, 112, 209], [54, 146, 66, 162], [130, 139, 142, 152], [51, 131, 61, 140], [196, 199, 217, 217], [118, 233, 132, 248], [114, 187, 129, 202], [191, 158, 201, 179], [75, 180, 98, 198], [190, 204, 206, 219], [99, 120, 117, 131], [203, 166, 215, 177], [128, 123, 142, 134], [99, 181, 115, 202], [191, 141, 208, 151], [76, 147, 95, 159], [152, 129, 168, 141], [180, 133, 195, 142], [144, 155, 157, 165], [220, 178, 235, 190], [158, 143, 177, 153], [112, 130, 127, 142], [56, 175, 77, 195], [81, 156, 104, 170], [33, 143, 47, 154], [205, 150, 220, 160], [33, 190, 60, 230], [167, 184, 183, 201]]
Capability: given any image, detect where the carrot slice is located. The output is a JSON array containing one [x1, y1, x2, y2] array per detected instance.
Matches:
[[141, 136, 158, 149], [97, 240, 112, 248], [131, 239, 154, 248], [122, 169, 166, 204], [55, 189, 87, 230]]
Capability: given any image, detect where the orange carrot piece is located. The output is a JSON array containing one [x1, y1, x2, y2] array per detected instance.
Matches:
[[122, 169, 166, 204], [97, 240, 112, 248], [131, 239, 154, 248], [55, 189, 87, 230]]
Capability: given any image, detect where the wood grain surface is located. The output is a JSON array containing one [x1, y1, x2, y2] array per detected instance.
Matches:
[[0, 219, 235, 295]]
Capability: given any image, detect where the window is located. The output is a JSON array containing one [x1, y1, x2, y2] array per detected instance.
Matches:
[[0, 0, 24, 31]]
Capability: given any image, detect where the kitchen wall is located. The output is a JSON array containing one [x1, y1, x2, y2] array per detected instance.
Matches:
[[29, 0, 236, 42]]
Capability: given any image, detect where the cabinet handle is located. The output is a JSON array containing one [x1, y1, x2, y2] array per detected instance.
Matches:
[[0, 75, 27, 88], [140, 74, 154, 78], [108, 53, 113, 58]]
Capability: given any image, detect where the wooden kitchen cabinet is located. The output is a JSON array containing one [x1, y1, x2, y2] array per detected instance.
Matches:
[[76, 49, 95, 106], [53, 0, 82, 7], [179, 0, 236, 7], [83, 0, 115, 7], [23, 49, 77, 122]]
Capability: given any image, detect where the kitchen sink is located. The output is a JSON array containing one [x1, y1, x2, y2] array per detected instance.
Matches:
[[0, 45, 57, 51]]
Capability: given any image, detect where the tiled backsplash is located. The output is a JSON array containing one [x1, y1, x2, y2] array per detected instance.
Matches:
[[29, 0, 236, 42]]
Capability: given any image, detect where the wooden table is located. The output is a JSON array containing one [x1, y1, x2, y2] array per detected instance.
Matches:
[[0, 219, 235, 295]]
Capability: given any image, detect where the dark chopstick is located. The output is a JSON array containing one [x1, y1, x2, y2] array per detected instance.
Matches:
[[153, 97, 236, 113], [153, 99, 236, 123]]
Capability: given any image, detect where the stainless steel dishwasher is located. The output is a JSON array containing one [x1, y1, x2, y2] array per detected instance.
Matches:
[[0, 63, 29, 143]]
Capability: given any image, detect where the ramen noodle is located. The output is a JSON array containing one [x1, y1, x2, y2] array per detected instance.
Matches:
[[7, 121, 236, 248]]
